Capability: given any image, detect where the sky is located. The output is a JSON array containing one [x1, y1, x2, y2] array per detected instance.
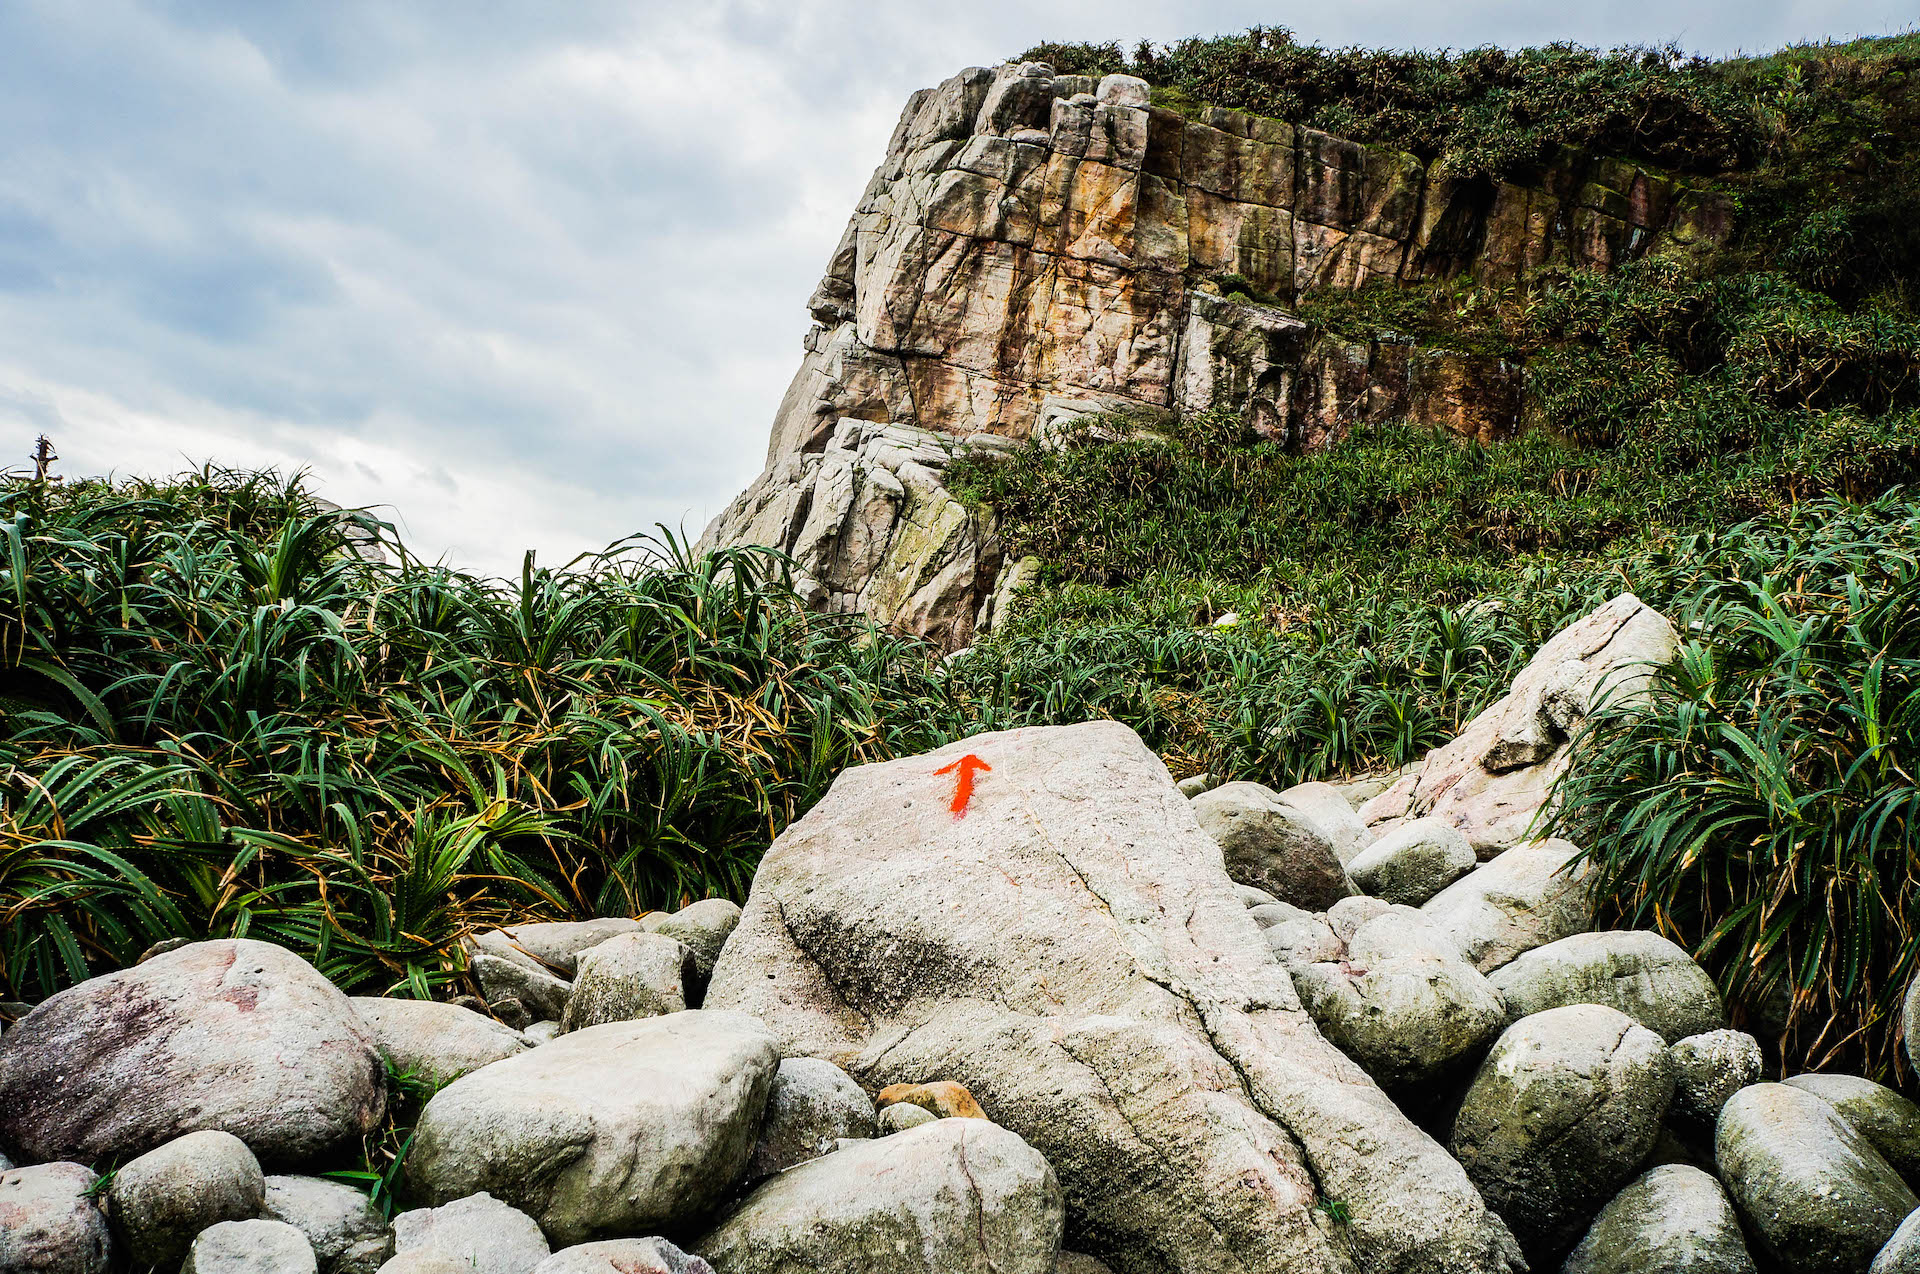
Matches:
[[1, 2, 1910, 576]]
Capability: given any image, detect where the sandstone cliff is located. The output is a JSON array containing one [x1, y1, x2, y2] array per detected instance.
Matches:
[[703, 62, 1728, 647]]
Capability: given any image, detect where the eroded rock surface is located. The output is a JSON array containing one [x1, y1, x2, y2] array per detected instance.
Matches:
[[706, 719, 1522, 1274]]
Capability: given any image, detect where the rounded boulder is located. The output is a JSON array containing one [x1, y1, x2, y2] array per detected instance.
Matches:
[[106, 1129, 264, 1268], [0, 939, 385, 1165], [1716, 1083, 1918, 1273], [403, 1010, 779, 1244], [0, 1161, 111, 1274], [1348, 817, 1476, 905], [1562, 1164, 1756, 1274], [1487, 930, 1724, 1042], [745, 1057, 875, 1180], [1451, 1004, 1674, 1260]]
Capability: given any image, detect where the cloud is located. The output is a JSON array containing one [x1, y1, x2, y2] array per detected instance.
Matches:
[[0, 0, 1909, 573]]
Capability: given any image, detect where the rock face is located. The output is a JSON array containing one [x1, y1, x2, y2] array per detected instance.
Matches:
[[349, 997, 531, 1087], [1562, 1164, 1756, 1274], [404, 1012, 780, 1244], [1716, 1083, 1918, 1274], [1190, 780, 1358, 909], [106, 1130, 265, 1267], [704, 63, 1724, 642], [1451, 1004, 1675, 1261], [0, 1161, 112, 1274], [1363, 594, 1679, 852], [0, 939, 386, 1165], [706, 720, 1523, 1274], [696, 1119, 1063, 1274], [1487, 930, 1724, 1042]]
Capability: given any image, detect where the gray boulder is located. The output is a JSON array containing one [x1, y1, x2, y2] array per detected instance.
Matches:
[[1717, 1083, 1918, 1273], [1247, 901, 1310, 930], [706, 722, 1524, 1274], [0, 939, 385, 1165], [878, 1102, 937, 1134], [1420, 838, 1593, 971], [745, 1057, 876, 1180], [466, 947, 572, 1024], [1487, 930, 1724, 1042], [0, 1162, 111, 1274], [1191, 781, 1357, 910], [647, 899, 743, 995], [263, 1176, 394, 1274], [474, 919, 646, 978], [1562, 1164, 1756, 1274], [696, 1119, 1062, 1274], [1451, 1004, 1674, 1260], [1273, 781, 1374, 864], [1325, 895, 1393, 943], [1347, 817, 1476, 905], [523, 1020, 560, 1044], [1290, 908, 1506, 1092], [532, 1239, 712, 1274], [1784, 1074, 1920, 1188], [559, 932, 695, 1032], [106, 1129, 264, 1267], [1263, 913, 1344, 971], [390, 1193, 550, 1274], [1871, 1210, 1920, 1274], [349, 997, 530, 1087], [1233, 884, 1279, 907], [404, 1011, 779, 1244], [183, 1219, 317, 1274], [1667, 1030, 1763, 1129]]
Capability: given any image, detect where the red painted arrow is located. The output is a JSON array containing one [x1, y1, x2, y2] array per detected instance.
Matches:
[[933, 753, 991, 817]]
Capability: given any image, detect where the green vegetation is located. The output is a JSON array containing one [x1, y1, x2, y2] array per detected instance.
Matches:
[[0, 467, 955, 1003], [1558, 498, 1919, 1076]]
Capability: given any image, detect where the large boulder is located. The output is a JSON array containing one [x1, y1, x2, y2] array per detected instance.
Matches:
[[404, 1011, 779, 1244], [1190, 781, 1358, 910], [1289, 907, 1506, 1093], [182, 1219, 317, 1274], [0, 939, 385, 1165], [0, 1161, 111, 1274], [696, 1119, 1062, 1274], [1783, 1074, 1920, 1188], [1451, 1004, 1675, 1261], [263, 1175, 394, 1274], [1487, 930, 1724, 1041], [1562, 1164, 1756, 1274], [533, 1240, 712, 1274], [1419, 837, 1593, 971], [389, 1193, 549, 1274], [1362, 594, 1678, 853], [559, 933, 696, 1032], [1716, 1083, 1918, 1274], [349, 997, 530, 1088], [1346, 817, 1475, 905], [105, 1130, 265, 1268], [706, 721, 1524, 1274], [745, 1057, 877, 1181], [1667, 1030, 1763, 1130]]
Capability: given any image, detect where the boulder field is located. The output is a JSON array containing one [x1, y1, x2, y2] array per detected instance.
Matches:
[[2, 595, 1917, 1274]]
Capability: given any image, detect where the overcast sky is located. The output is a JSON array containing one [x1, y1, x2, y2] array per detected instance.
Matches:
[[1, 2, 1908, 575]]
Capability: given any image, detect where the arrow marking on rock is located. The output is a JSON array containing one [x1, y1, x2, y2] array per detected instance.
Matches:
[[933, 753, 991, 817]]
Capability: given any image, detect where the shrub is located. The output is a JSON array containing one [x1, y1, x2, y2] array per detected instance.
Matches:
[[0, 467, 958, 1001], [1552, 496, 1920, 1079]]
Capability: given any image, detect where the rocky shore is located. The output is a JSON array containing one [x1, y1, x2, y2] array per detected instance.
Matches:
[[4, 596, 1917, 1274]]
